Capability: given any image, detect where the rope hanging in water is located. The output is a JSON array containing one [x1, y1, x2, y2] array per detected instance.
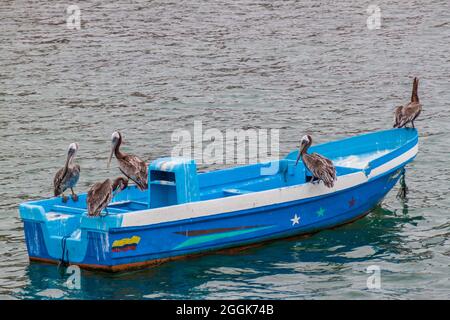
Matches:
[[397, 168, 408, 200], [57, 235, 70, 270]]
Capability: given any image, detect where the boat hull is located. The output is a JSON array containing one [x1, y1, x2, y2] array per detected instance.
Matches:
[[24, 168, 403, 272]]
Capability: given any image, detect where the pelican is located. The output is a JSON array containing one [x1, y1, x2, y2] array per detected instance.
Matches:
[[295, 135, 336, 188], [87, 177, 128, 217], [393, 77, 422, 129], [107, 131, 148, 191], [53, 143, 80, 203]]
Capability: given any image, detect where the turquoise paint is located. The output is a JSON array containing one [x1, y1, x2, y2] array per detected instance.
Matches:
[[174, 226, 275, 249]]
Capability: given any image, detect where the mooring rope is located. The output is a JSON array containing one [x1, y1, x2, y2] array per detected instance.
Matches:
[[57, 235, 70, 270], [397, 168, 408, 200]]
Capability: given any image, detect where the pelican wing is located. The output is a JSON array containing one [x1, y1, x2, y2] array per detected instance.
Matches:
[[312, 153, 334, 167], [87, 180, 112, 216], [306, 153, 337, 188], [393, 106, 403, 128], [315, 153, 337, 183], [119, 155, 148, 191], [397, 102, 422, 128], [53, 164, 80, 196], [53, 167, 67, 196]]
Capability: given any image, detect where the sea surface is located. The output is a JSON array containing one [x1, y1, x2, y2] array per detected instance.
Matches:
[[1, 0, 449, 299]]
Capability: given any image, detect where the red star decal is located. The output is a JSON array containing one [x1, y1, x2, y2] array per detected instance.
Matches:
[[349, 197, 356, 208]]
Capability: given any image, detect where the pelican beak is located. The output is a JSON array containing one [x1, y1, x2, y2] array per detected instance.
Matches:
[[295, 152, 301, 166], [108, 133, 120, 169], [295, 140, 307, 166], [107, 140, 117, 169], [107, 148, 114, 169]]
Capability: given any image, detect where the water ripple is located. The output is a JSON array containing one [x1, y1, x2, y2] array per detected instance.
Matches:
[[1, 0, 449, 299]]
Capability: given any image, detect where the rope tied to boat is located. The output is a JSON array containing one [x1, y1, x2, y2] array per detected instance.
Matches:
[[397, 168, 408, 200], [57, 235, 70, 271]]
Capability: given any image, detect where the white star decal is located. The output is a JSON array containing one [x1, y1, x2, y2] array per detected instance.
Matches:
[[290, 214, 300, 226]]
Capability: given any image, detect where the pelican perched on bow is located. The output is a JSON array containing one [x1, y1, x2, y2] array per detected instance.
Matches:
[[295, 135, 336, 188], [394, 77, 422, 129], [87, 177, 128, 217], [107, 131, 148, 191], [53, 143, 80, 202]]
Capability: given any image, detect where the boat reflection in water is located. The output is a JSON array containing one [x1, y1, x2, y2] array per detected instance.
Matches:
[[20, 203, 420, 299]]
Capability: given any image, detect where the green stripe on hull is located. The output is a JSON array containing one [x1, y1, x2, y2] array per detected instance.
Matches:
[[174, 226, 274, 250]]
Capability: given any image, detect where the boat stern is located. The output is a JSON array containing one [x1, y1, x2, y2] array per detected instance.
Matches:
[[19, 195, 124, 269]]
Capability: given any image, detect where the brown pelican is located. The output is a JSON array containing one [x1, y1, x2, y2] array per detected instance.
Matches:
[[53, 143, 80, 203], [87, 177, 128, 217], [295, 135, 336, 188], [107, 131, 148, 191], [393, 77, 422, 128]]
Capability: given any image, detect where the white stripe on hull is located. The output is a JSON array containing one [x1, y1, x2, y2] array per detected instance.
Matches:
[[368, 144, 418, 179], [121, 144, 418, 228]]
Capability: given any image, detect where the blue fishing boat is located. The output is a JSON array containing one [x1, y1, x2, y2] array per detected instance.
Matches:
[[19, 128, 418, 272]]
